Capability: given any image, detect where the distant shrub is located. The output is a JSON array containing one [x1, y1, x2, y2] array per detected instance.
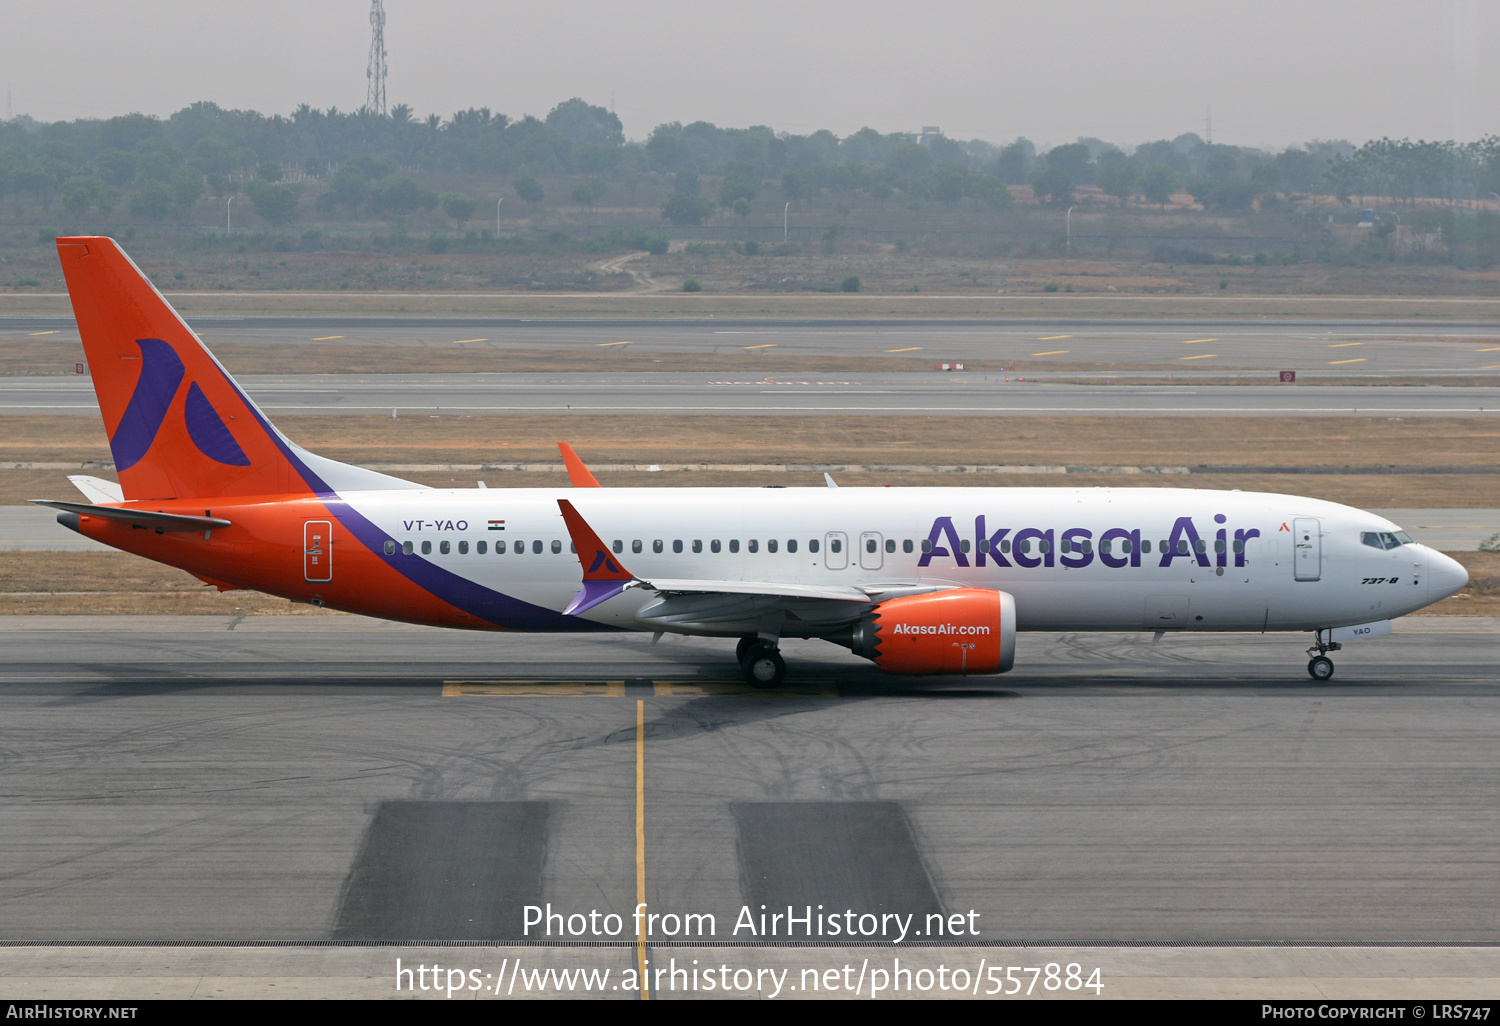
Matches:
[[682, 277, 702, 292], [741, 239, 760, 256], [1042, 281, 1061, 293], [840, 275, 861, 293], [15, 277, 41, 287], [428, 234, 449, 254]]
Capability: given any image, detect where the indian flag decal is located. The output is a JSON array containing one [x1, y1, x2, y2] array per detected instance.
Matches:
[[488, 519, 505, 531]]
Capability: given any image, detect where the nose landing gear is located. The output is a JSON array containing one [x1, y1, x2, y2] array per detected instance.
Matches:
[[737, 636, 786, 688], [1306, 629, 1342, 680]]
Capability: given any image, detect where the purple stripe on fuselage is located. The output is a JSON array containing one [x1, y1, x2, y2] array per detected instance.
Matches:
[[220, 367, 602, 631], [564, 579, 629, 616], [110, 338, 183, 471]]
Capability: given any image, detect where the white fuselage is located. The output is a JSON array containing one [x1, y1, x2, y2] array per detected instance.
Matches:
[[347, 485, 1468, 636]]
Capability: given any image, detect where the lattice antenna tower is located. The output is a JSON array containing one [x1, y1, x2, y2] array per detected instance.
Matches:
[[366, 0, 388, 116]]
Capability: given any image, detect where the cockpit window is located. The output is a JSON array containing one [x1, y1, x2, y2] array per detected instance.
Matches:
[[1394, 530, 1413, 545], [1361, 531, 1407, 550]]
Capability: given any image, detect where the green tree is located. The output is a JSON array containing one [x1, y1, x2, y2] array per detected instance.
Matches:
[[662, 171, 714, 225], [1029, 166, 1074, 206], [545, 98, 624, 148], [246, 181, 303, 225], [1138, 165, 1179, 209], [717, 160, 759, 207], [171, 165, 204, 210], [256, 161, 284, 182], [60, 175, 106, 219], [130, 180, 175, 220], [514, 176, 545, 206], [570, 180, 607, 210], [373, 178, 425, 216], [319, 166, 370, 213], [932, 165, 968, 202], [442, 191, 479, 225], [1096, 150, 1137, 203]]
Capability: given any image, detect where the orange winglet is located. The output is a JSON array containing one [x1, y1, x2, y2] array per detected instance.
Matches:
[[559, 442, 602, 487], [557, 499, 633, 615]]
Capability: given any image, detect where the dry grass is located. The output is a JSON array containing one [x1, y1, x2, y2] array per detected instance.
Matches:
[[1423, 551, 1500, 615]]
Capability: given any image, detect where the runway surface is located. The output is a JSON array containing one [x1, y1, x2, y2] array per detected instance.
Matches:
[[4, 506, 1494, 552], [7, 316, 1500, 374], [1, 615, 1497, 947], [5, 374, 1500, 417]]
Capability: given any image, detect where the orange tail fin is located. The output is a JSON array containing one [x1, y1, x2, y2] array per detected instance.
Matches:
[[57, 237, 417, 501]]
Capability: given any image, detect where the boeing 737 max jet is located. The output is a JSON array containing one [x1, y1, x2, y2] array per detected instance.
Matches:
[[37, 237, 1469, 684]]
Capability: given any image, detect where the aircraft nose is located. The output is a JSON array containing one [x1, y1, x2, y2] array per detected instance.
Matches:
[[1427, 550, 1469, 603]]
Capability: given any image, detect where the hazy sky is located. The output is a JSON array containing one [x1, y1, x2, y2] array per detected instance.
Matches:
[[3, 1, 1495, 150]]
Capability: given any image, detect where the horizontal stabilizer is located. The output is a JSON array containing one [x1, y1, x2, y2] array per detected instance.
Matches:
[[29, 499, 230, 532], [68, 475, 124, 503]]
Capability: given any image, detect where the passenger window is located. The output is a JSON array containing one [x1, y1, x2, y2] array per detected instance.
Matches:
[[633, 540, 642, 554], [1082, 540, 1092, 554], [1194, 539, 1206, 554], [830, 539, 841, 553], [1142, 540, 1152, 553], [653, 540, 663, 553], [729, 539, 739, 553], [1039, 539, 1051, 554], [515, 541, 525, 555], [921, 539, 932, 553], [440, 540, 450, 555], [458, 540, 468, 555], [958, 539, 969, 553], [421, 540, 432, 555], [673, 540, 683, 553], [1232, 540, 1244, 553], [788, 539, 799, 553], [613, 540, 623, 554], [711, 540, 721, 553], [384, 541, 395, 555], [885, 539, 895, 553], [903, 539, 913, 553], [552, 540, 562, 554], [1001, 539, 1011, 553], [1101, 540, 1111, 555], [693, 540, 703, 553], [533, 540, 544, 554], [1019, 540, 1031, 554], [809, 539, 819, 553], [496, 540, 506, 554], [1178, 539, 1188, 554], [867, 538, 877, 553], [477, 541, 487, 554], [569, 542, 576, 554], [1214, 539, 1225, 553], [1061, 539, 1071, 554], [748, 539, 759, 553], [1159, 539, 1168, 552], [768, 539, 779, 553], [403, 541, 413, 555]]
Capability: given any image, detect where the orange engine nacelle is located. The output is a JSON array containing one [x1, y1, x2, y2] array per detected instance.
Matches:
[[849, 588, 1017, 675]]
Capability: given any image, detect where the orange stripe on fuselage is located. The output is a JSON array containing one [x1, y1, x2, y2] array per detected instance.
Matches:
[[75, 495, 504, 630]]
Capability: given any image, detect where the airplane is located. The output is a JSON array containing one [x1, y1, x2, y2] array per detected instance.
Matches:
[[36, 236, 1469, 686]]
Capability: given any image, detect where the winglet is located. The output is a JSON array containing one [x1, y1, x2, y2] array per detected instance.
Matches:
[[557, 499, 633, 615], [559, 443, 602, 487]]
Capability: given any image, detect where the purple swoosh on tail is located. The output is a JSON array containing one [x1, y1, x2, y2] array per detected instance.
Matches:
[[110, 338, 184, 471], [184, 382, 251, 466]]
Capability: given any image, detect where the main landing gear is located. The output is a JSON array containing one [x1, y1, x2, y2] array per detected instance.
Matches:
[[737, 636, 786, 688], [1306, 629, 1342, 681]]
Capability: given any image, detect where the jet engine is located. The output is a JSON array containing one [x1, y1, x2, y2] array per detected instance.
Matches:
[[844, 588, 1016, 675]]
